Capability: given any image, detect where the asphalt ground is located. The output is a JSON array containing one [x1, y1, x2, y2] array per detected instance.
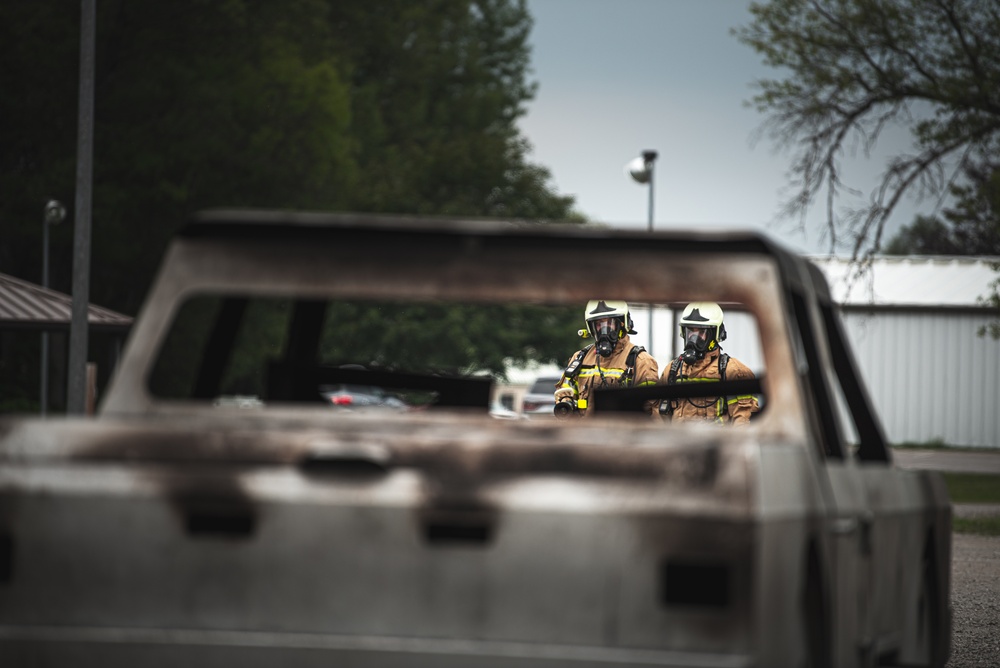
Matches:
[[890, 448, 1000, 667], [946, 533, 1000, 667], [892, 448, 1000, 474]]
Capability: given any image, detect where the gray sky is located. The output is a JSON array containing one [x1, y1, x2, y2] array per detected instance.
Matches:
[[518, 0, 932, 255]]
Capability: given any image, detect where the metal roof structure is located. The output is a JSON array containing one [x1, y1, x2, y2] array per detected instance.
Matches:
[[811, 255, 1000, 309], [0, 272, 132, 331]]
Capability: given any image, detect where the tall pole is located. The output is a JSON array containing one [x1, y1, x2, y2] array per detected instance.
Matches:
[[626, 150, 658, 354], [642, 150, 657, 355], [68, 0, 96, 414], [41, 200, 66, 416]]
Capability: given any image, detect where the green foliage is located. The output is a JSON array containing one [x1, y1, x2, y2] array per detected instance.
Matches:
[[0, 336, 40, 414], [319, 301, 579, 379], [149, 296, 581, 400], [942, 473, 1000, 505], [886, 164, 1000, 257], [735, 0, 1000, 260], [0, 1, 579, 410], [940, 472, 1000, 535], [884, 216, 965, 256], [892, 440, 950, 450], [0, 0, 575, 316], [979, 267, 1000, 340], [326, 0, 572, 219], [942, 163, 1000, 256], [953, 516, 1000, 537]]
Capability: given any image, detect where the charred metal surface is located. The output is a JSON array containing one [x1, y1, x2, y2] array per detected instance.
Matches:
[[418, 500, 498, 547], [661, 559, 732, 608], [298, 452, 390, 478], [154, 470, 257, 540], [0, 531, 11, 584], [5, 415, 727, 487]]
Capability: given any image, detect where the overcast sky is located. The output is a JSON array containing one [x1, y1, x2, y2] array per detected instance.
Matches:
[[518, 0, 931, 256]]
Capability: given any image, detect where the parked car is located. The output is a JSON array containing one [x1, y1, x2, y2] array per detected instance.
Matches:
[[520, 375, 561, 417], [0, 210, 951, 667], [488, 401, 524, 420], [319, 383, 408, 410]]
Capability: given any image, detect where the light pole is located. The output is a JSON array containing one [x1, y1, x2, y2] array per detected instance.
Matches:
[[68, 0, 96, 414], [626, 150, 658, 353], [41, 199, 66, 416]]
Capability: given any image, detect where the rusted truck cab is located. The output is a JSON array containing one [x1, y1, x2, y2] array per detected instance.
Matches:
[[0, 211, 951, 666]]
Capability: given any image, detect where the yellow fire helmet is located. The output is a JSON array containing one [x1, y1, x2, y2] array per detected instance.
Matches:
[[678, 301, 727, 350], [581, 300, 636, 340]]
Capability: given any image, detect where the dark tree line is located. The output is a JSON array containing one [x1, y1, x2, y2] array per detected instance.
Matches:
[[0, 0, 581, 411], [885, 161, 1000, 256], [1, 0, 575, 314]]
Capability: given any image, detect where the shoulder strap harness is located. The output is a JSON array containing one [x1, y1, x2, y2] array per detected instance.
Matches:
[[622, 345, 645, 386], [563, 343, 594, 381], [564, 344, 644, 385], [662, 353, 730, 417]]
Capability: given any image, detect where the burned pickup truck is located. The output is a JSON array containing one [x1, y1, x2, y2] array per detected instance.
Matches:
[[0, 210, 950, 667]]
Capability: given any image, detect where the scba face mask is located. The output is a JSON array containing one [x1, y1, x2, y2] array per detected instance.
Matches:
[[592, 319, 621, 358], [681, 327, 712, 364]]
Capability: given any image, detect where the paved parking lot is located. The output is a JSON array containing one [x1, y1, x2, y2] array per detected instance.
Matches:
[[892, 448, 1000, 474], [890, 449, 1000, 666]]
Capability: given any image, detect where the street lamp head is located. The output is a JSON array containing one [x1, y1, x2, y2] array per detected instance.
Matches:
[[44, 199, 66, 225], [626, 156, 651, 184], [625, 150, 658, 184]]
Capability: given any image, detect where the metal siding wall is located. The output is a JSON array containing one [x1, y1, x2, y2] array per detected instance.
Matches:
[[717, 312, 765, 375], [839, 310, 999, 448]]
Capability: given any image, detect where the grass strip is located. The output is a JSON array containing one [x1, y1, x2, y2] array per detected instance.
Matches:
[[953, 515, 1000, 537], [942, 472, 1000, 504]]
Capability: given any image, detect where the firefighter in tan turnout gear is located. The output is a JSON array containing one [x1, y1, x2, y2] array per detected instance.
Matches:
[[659, 302, 758, 424], [554, 300, 659, 417]]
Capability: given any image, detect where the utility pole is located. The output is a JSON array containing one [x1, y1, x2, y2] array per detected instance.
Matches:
[[626, 149, 658, 354], [68, 0, 96, 414]]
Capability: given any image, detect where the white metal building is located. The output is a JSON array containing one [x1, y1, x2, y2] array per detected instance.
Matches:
[[813, 256, 1000, 449]]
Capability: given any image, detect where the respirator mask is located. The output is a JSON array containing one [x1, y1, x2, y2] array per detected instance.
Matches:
[[592, 319, 620, 358], [681, 327, 711, 365]]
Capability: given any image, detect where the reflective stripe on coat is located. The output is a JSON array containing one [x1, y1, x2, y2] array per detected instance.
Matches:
[[662, 349, 758, 425], [555, 334, 659, 416]]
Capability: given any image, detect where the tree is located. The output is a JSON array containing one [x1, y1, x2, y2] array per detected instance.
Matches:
[[325, 0, 574, 219], [885, 163, 1000, 255], [884, 162, 1000, 338], [941, 162, 1000, 254], [1, 0, 575, 317], [883, 215, 962, 255], [735, 0, 1000, 259], [1, 0, 359, 314], [0, 0, 580, 411]]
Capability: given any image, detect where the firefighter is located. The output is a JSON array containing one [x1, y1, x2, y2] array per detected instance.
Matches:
[[553, 300, 659, 417], [659, 302, 758, 424]]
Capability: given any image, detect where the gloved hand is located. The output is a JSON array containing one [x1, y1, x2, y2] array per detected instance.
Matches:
[[554, 388, 574, 404]]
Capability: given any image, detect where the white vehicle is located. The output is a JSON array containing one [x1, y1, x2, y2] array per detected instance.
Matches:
[[521, 375, 561, 417], [0, 211, 951, 667]]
